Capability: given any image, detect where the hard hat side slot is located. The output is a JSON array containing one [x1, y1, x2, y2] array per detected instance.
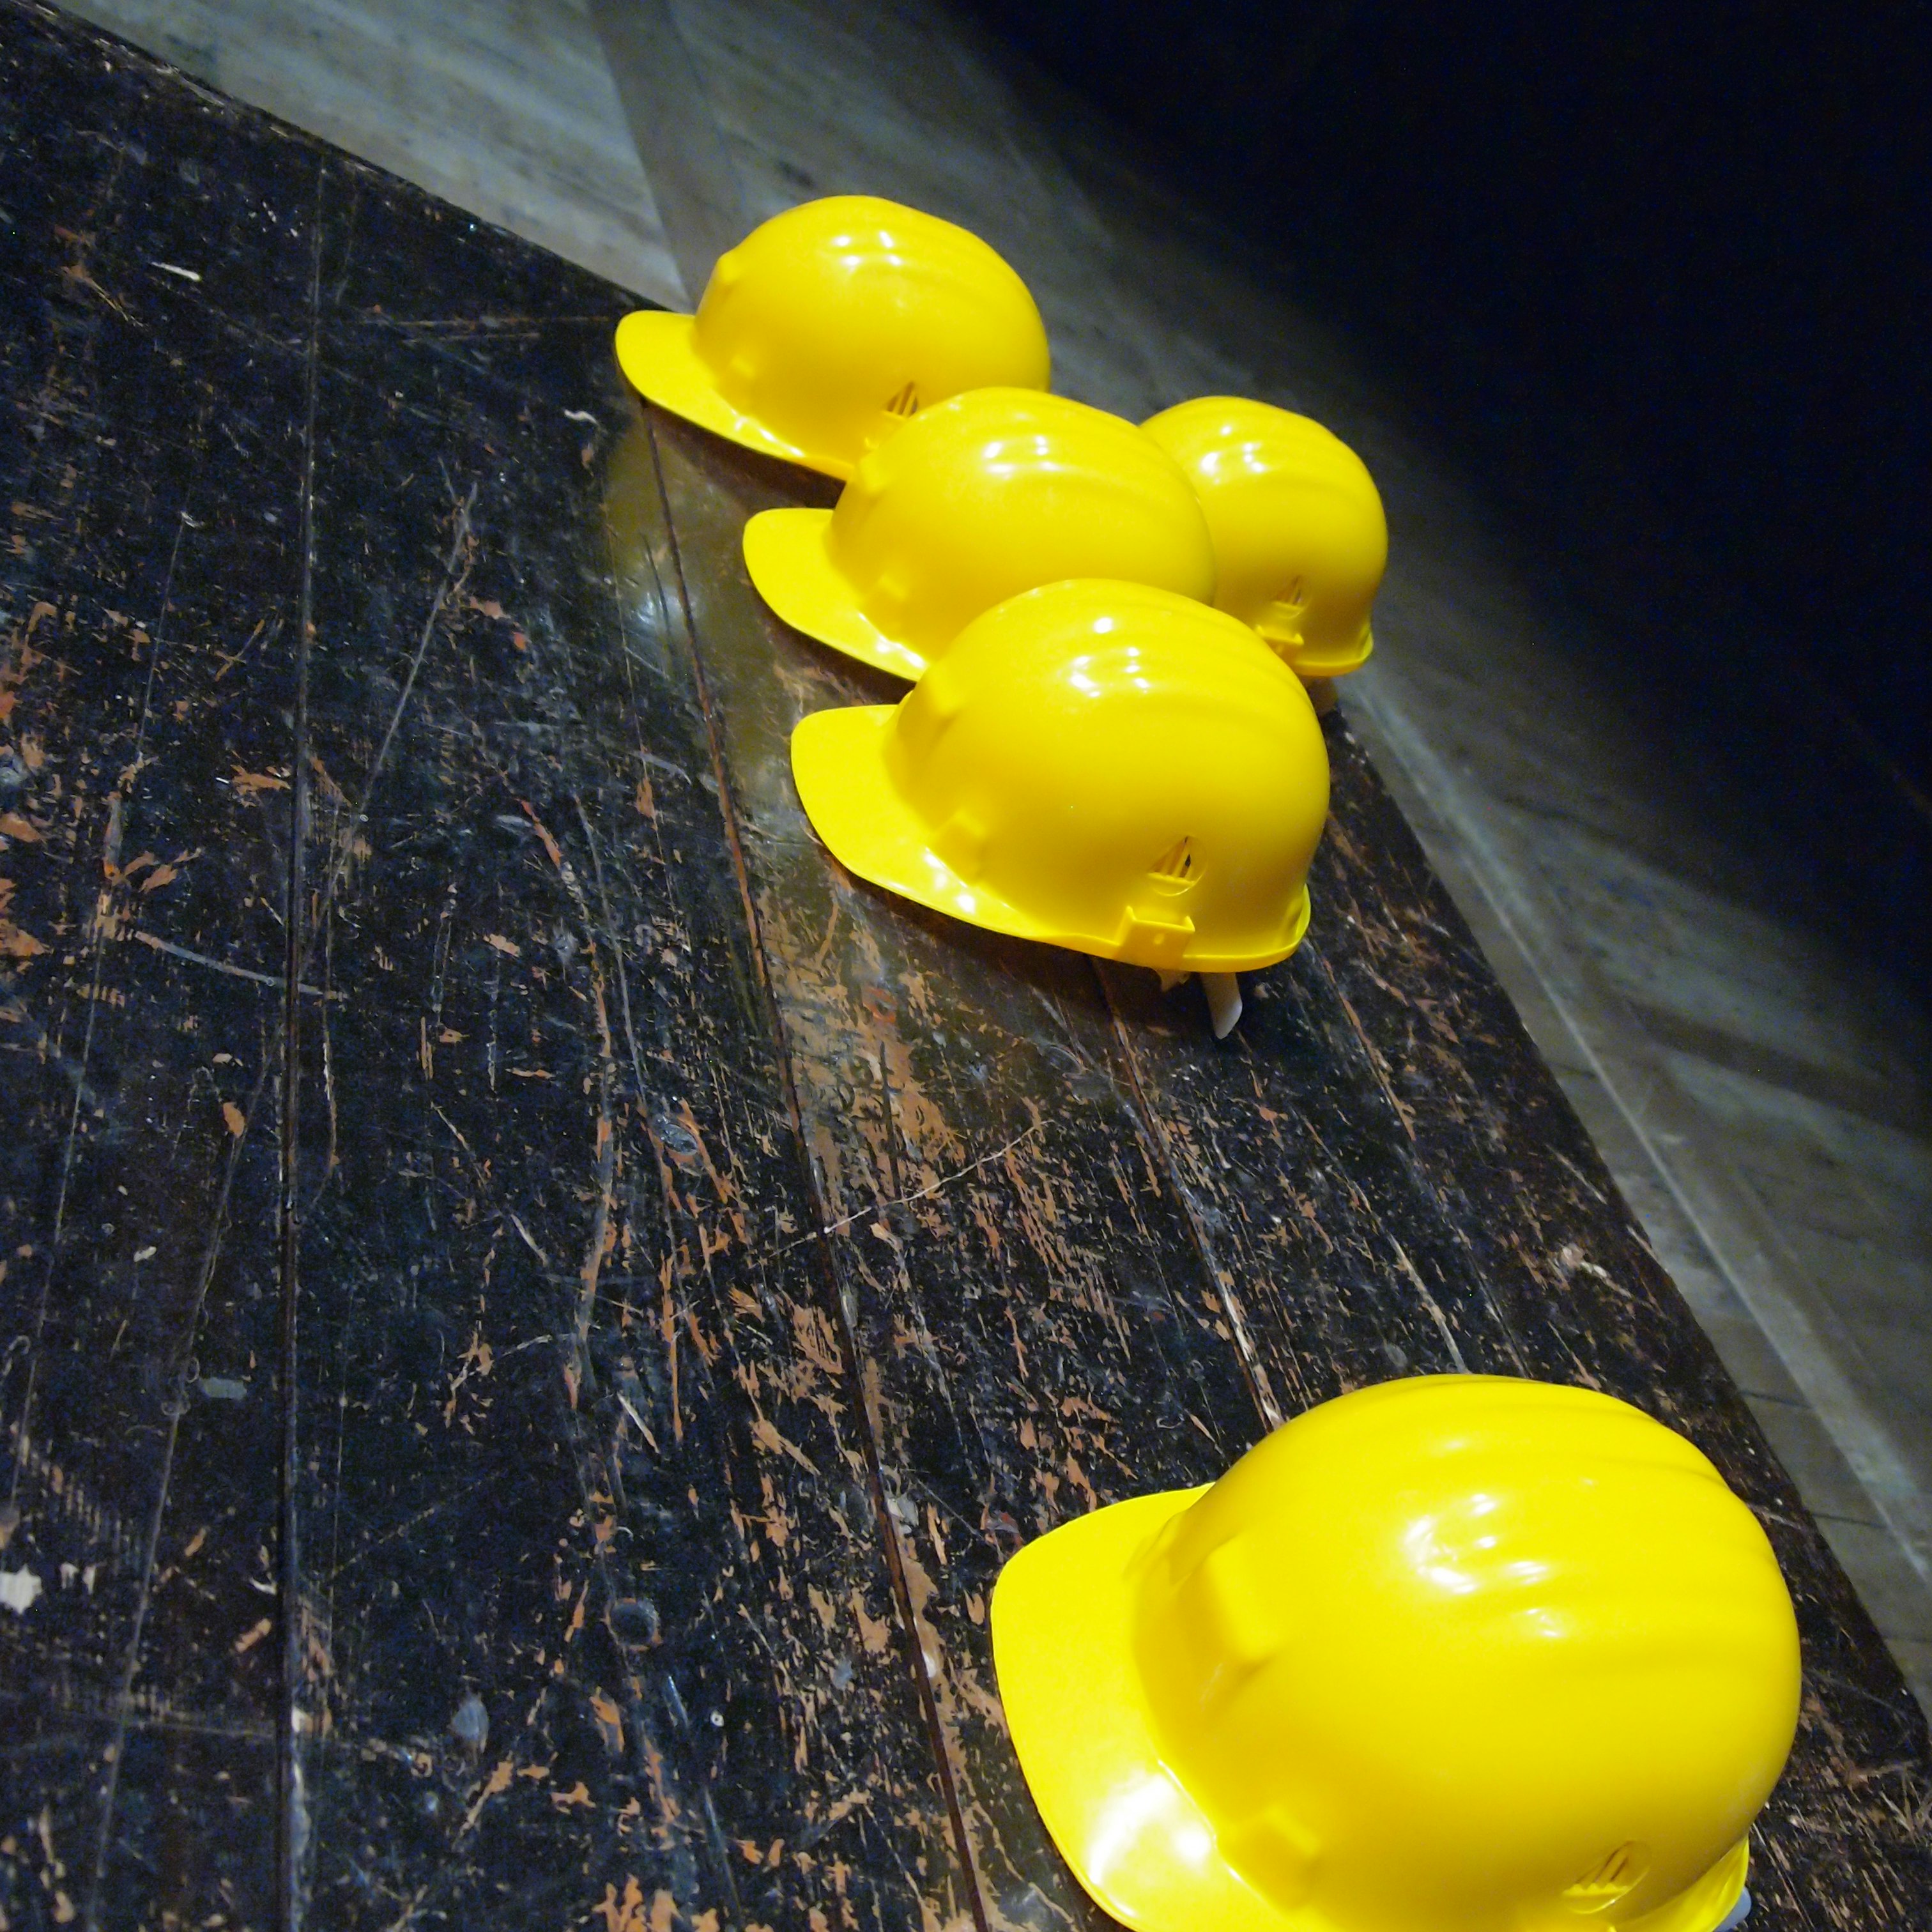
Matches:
[[1561, 1839, 1651, 1913], [1146, 835, 1198, 891]]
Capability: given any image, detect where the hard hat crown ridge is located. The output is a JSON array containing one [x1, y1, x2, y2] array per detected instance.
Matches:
[[745, 388, 1217, 680], [615, 195, 1050, 480], [992, 1374, 1800, 1932]]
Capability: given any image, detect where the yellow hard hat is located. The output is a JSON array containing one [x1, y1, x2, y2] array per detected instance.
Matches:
[[992, 1375, 1800, 1932], [743, 388, 1216, 681], [790, 579, 1329, 971], [1141, 397, 1388, 677], [615, 196, 1050, 482]]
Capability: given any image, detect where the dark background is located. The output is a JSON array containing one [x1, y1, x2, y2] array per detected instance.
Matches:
[[971, 0, 1932, 982]]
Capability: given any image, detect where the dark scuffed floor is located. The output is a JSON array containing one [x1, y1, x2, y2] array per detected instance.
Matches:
[[0, 3, 1928, 1927]]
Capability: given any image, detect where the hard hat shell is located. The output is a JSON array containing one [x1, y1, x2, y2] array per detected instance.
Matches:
[[992, 1375, 1800, 1932], [744, 388, 1216, 681], [1141, 398, 1388, 678], [790, 579, 1329, 972], [615, 195, 1050, 481]]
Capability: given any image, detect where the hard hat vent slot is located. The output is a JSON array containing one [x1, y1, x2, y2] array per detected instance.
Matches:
[[1562, 1843, 1650, 1913], [884, 381, 921, 418], [1257, 584, 1308, 651], [1144, 837, 1199, 899]]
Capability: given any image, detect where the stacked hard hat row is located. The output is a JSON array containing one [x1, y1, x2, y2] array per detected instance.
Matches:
[[618, 195, 1383, 1035], [617, 199, 1798, 1932]]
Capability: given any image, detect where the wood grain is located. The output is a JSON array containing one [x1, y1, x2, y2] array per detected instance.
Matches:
[[645, 403, 1932, 1931], [1, 6, 1926, 1929]]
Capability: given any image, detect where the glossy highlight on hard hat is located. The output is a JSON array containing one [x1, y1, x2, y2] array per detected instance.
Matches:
[[744, 388, 1216, 681], [614, 195, 1050, 481], [1142, 397, 1387, 678], [789, 579, 1330, 972], [991, 1375, 1800, 1932]]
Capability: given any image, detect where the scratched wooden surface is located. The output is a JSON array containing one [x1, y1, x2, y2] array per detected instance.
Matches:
[[0, 3, 1928, 1928]]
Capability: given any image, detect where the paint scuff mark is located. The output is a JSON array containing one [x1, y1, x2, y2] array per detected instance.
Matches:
[[0, 1568, 44, 1614]]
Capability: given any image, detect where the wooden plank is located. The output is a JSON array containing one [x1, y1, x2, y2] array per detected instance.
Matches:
[[3, 12, 975, 1928], [647, 409, 1284, 1932], [0, 13, 319, 1923], [650, 400, 1932, 1929], [5, 8, 1927, 1931], [282, 166, 965, 1931], [1101, 716, 1932, 1919], [1307, 730, 1932, 1917]]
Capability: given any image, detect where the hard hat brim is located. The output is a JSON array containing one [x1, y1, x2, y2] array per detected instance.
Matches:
[[992, 1492, 1758, 1932], [614, 311, 843, 479], [744, 509, 930, 682], [792, 703, 1050, 947], [1285, 625, 1374, 679], [791, 705, 1312, 972], [991, 1487, 1295, 1932]]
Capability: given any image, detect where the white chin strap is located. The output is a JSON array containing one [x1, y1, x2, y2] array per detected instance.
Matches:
[[1715, 1888, 1752, 1932], [1154, 970, 1245, 1039], [1200, 973, 1243, 1039]]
